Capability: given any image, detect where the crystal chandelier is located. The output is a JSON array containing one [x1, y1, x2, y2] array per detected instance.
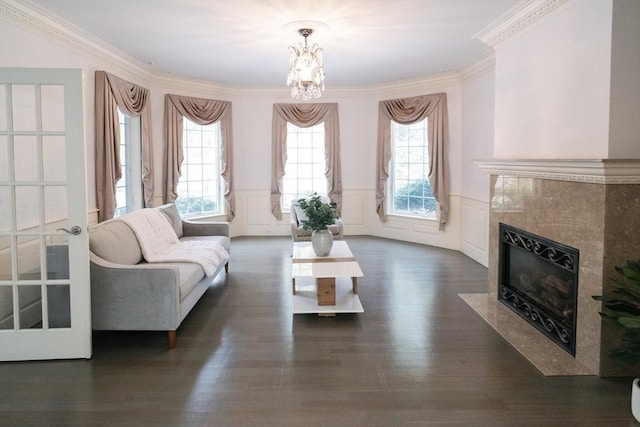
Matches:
[[287, 28, 325, 100]]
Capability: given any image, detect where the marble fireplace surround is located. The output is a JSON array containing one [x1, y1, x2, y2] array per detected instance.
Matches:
[[462, 159, 640, 377]]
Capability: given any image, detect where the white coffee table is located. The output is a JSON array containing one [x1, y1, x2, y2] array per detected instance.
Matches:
[[291, 241, 364, 315]]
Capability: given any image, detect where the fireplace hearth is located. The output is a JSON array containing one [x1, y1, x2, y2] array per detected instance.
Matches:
[[498, 223, 579, 356]]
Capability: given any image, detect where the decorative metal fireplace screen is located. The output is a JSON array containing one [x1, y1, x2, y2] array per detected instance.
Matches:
[[498, 223, 579, 356]]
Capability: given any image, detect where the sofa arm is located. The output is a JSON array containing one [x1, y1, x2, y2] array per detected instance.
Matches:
[[89, 254, 181, 331], [182, 220, 229, 237]]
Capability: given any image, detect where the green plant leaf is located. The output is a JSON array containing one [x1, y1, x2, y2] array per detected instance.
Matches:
[[593, 259, 640, 364], [604, 299, 640, 316], [613, 287, 640, 301], [618, 317, 640, 329], [621, 266, 640, 281], [297, 193, 338, 232], [600, 307, 620, 319]]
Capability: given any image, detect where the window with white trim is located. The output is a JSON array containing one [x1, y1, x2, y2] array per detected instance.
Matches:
[[176, 118, 223, 216], [282, 122, 326, 210], [114, 109, 142, 217], [389, 118, 437, 218]]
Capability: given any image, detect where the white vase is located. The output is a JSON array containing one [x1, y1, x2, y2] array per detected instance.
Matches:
[[632, 378, 640, 422], [311, 229, 333, 257]]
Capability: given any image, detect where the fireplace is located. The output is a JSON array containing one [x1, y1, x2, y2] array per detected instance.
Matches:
[[498, 223, 579, 356], [465, 159, 640, 376]]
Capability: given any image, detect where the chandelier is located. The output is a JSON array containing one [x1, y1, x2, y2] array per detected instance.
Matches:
[[287, 28, 325, 100]]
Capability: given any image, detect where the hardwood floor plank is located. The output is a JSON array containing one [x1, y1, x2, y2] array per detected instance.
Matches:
[[0, 236, 635, 426]]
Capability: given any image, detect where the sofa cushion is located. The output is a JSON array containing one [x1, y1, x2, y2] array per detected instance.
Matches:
[[89, 220, 143, 265], [155, 204, 184, 238]]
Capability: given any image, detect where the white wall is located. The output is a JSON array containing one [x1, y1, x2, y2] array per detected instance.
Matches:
[[493, 0, 614, 159], [609, 0, 640, 159], [461, 64, 495, 202], [458, 62, 496, 266]]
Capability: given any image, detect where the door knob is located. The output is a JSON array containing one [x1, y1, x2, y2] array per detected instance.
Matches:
[[57, 226, 82, 235]]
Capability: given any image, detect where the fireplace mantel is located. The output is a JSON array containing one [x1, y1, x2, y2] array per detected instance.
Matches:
[[475, 159, 640, 184], [464, 158, 640, 376]]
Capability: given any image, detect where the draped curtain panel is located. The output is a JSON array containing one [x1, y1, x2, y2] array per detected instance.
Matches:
[[95, 71, 153, 222], [163, 94, 235, 220], [270, 103, 342, 220], [376, 93, 449, 230]]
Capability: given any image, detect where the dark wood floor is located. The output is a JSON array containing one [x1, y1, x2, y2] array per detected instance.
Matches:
[[0, 236, 635, 426]]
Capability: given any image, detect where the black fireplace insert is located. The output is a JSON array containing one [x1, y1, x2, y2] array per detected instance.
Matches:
[[498, 223, 579, 356]]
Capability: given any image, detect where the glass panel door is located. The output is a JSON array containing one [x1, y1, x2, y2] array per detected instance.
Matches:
[[0, 68, 91, 361]]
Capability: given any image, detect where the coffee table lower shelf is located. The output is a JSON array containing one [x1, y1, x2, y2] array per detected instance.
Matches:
[[292, 276, 364, 315]]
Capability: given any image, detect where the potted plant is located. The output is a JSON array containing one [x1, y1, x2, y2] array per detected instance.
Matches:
[[593, 259, 640, 422], [297, 193, 338, 256]]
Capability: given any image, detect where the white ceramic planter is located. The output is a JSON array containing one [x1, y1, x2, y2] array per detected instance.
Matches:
[[632, 378, 640, 423], [311, 229, 333, 257]]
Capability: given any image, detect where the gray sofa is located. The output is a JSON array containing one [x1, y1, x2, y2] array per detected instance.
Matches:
[[88, 203, 230, 348]]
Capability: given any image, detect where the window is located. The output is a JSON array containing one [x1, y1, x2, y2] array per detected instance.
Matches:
[[176, 118, 223, 216], [389, 118, 436, 218], [282, 122, 326, 210], [114, 109, 142, 217]]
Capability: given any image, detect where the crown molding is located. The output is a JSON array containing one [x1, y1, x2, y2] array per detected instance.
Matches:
[[365, 72, 461, 99], [474, 0, 577, 48], [152, 73, 237, 99], [475, 159, 640, 184], [2, 0, 153, 83]]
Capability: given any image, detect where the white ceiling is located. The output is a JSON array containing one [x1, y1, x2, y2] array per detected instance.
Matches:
[[28, 0, 519, 88]]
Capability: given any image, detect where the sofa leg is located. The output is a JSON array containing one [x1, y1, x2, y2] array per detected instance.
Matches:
[[168, 330, 176, 349], [225, 262, 229, 273]]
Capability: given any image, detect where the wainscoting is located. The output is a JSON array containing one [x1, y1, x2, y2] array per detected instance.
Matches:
[[228, 190, 490, 269]]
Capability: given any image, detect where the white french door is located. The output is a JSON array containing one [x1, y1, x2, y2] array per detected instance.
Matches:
[[0, 68, 91, 361]]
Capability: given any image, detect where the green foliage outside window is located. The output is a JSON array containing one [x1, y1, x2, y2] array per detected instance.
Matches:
[[175, 196, 217, 216], [393, 179, 436, 216]]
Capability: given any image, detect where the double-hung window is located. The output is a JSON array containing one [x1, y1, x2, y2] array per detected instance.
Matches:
[[282, 122, 326, 210], [176, 118, 223, 216], [389, 118, 437, 218], [114, 109, 142, 217]]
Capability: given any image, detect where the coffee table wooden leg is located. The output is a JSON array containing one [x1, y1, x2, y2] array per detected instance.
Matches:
[[317, 277, 336, 306], [352, 277, 358, 294]]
